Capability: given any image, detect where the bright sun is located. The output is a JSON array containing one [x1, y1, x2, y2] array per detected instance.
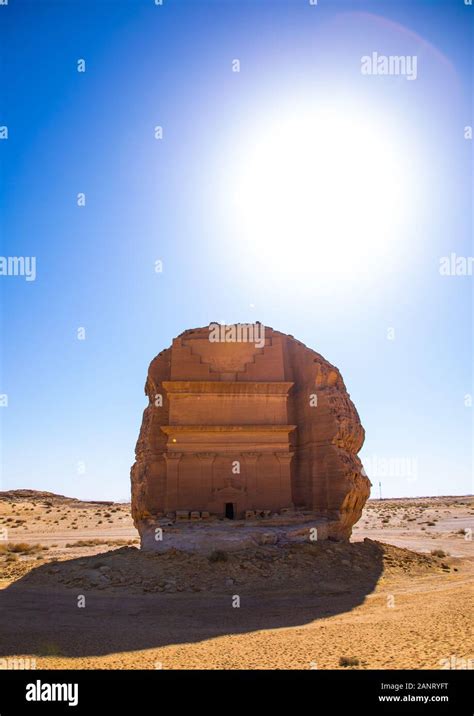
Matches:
[[221, 102, 417, 287]]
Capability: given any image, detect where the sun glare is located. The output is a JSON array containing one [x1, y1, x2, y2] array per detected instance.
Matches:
[[223, 103, 417, 286]]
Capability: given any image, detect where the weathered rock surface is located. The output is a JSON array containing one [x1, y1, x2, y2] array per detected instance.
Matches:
[[131, 324, 370, 548]]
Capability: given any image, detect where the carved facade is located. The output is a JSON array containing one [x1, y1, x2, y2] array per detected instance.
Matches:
[[131, 325, 370, 540]]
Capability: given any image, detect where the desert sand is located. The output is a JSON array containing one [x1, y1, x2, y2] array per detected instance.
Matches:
[[0, 491, 472, 670]]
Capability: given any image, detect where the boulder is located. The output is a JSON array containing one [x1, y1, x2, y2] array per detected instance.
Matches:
[[131, 324, 370, 547]]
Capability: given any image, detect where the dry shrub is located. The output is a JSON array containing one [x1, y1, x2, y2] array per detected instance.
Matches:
[[339, 656, 360, 667], [208, 550, 228, 563]]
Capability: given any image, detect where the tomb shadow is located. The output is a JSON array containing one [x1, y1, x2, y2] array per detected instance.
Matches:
[[0, 540, 384, 659]]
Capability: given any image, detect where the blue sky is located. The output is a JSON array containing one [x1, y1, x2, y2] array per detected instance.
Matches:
[[1, 0, 472, 501]]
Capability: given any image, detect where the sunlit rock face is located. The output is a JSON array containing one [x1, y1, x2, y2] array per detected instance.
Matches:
[[131, 325, 370, 547]]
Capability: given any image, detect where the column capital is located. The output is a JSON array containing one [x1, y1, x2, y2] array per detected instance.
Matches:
[[164, 451, 183, 461], [196, 452, 217, 462], [274, 451, 294, 463], [241, 452, 261, 460]]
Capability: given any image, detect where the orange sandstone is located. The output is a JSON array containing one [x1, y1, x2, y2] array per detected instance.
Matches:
[[131, 324, 370, 545]]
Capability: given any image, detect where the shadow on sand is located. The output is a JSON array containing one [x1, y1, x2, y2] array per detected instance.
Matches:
[[0, 541, 384, 658]]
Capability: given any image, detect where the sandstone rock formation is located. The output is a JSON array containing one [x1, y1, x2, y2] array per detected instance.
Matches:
[[131, 324, 370, 547]]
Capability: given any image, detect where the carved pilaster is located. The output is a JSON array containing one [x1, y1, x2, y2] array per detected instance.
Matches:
[[274, 451, 294, 507], [197, 452, 217, 495], [164, 452, 182, 512], [241, 452, 261, 505]]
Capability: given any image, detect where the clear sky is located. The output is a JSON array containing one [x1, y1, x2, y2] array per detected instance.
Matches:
[[1, 0, 472, 501]]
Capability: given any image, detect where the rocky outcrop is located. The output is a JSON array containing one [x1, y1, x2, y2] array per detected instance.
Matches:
[[131, 324, 370, 547]]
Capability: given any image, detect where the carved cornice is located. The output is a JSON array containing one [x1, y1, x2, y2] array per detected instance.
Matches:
[[162, 381, 294, 396], [161, 425, 296, 434]]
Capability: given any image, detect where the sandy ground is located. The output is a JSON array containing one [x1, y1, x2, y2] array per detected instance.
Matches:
[[0, 491, 472, 670]]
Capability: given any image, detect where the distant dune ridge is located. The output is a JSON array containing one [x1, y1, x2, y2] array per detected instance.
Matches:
[[0, 489, 115, 506]]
